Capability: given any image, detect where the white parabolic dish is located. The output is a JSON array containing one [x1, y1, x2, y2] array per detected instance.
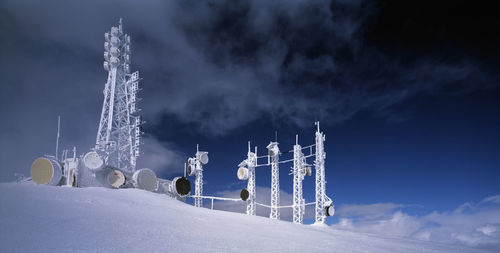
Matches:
[[83, 151, 104, 171], [132, 168, 158, 192], [30, 157, 62, 185]]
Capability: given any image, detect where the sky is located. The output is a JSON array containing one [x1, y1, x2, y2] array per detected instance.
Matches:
[[1, 0, 499, 249]]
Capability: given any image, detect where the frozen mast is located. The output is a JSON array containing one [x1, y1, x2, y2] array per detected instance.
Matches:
[[96, 19, 142, 172]]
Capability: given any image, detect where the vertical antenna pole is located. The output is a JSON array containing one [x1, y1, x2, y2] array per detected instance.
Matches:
[[55, 115, 61, 160], [184, 163, 187, 177], [246, 144, 257, 216]]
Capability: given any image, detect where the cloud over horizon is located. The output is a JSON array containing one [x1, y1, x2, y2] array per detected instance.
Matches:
[[333, 194, 500, 250]]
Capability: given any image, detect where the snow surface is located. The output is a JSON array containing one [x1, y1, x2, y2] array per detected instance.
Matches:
[[0, 183, 493, 253]]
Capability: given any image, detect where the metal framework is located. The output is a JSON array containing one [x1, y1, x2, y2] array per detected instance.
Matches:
[[188, 145, 208, 208], [231, 122, 333, 224], [267, 142, 280, 220], [195, 164, 203, 208], [246, 144, 257, 215], [314, 121, 328, 224], [95, 19, 141, 172], [292, 135, 307, 224]]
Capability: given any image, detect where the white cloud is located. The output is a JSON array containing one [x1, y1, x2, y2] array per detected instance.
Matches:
[[477, 224, 497, 236], [332, 195, 500, 250], [481, 194, 500, 204], [136, 136, 185, 176]]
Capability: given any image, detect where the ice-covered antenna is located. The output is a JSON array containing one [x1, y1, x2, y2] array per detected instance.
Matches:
[[95, 18, 141, 172], [184, 162, 187, 177], [237, 142, 257, 215], [267, 140, 280, 220], [188, 145, 208, 208], [314, 121, 333, 224], [55, 116, 61, 160]]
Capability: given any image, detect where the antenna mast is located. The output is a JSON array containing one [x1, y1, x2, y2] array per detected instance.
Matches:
[[292, 135, 307, 224], [55, 116, 61, 160], [95, 19, 142, 172], [314, 121, 327, 224], [188, 145, 209, 208], [246, 143, 257, 215], [267, 141, 280, 220]]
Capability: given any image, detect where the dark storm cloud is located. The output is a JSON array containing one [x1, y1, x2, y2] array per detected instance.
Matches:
[[0, 0, 496, 180]]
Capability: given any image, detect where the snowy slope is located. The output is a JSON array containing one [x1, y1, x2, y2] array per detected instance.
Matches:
[[0, 183, 493, 253]]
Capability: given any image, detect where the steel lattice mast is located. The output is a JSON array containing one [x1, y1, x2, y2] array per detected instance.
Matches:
[[314, 121, 327, 224], [194, 164, 203, 208], [246, 144, 257, 215], [267, 142, 280, 220], [188, 145, 209, 208], [96, 18, 141, 172], [292, 135, 306, 224]]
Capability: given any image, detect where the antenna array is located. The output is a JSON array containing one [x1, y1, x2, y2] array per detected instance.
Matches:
[[95, 19, 142, 172], [187, 145, 209, 208]]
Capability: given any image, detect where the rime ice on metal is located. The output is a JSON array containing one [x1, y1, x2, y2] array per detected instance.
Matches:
[[188, 145, 209, 208], [236, 142, 257, 215], [314, 121, 332, 224], [95, 19, 142, 172], [292, 135, 309, 224], [267, 142, 280, 220]]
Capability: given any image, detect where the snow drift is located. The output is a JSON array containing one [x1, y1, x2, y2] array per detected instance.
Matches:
[[0, 183, 493, 253]]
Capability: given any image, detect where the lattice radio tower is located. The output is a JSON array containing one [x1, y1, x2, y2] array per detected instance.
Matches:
[[292, 135, 310, 224], [188, 145, 209, 208], [314, 121, 332, 224], [237, 142, 257, 215], [267, 142, 280, 220], [246, 143, 257, 215], [95, 19, 141, 172]]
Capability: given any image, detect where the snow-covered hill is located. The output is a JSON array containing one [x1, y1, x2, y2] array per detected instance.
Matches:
[[0, 183, 493, 253]]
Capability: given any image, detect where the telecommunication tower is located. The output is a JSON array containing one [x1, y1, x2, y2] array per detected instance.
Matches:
[[188, 145, 209, 208], [267, 142, 280, 220], [237, 142, 257, 215], [292, 135, 311, 224], [314, 122, 333, 224], [95, 19, 142, 172]]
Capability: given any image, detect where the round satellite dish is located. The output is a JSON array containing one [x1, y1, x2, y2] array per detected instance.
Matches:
[[240, 189, 249, 201], [31, 157, 62, 185], [305, 166, 312, 176], [325, 205, 335, 216], [132, 168, 158, 192], [172, 177, 191, 196], [237, 167, 249, 180], [198, 152, 209, 165], [187, 164, 195, 176], [83, 151, 104, 171], [107, 169, 125, 188], [267, 145, 279, 157]]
